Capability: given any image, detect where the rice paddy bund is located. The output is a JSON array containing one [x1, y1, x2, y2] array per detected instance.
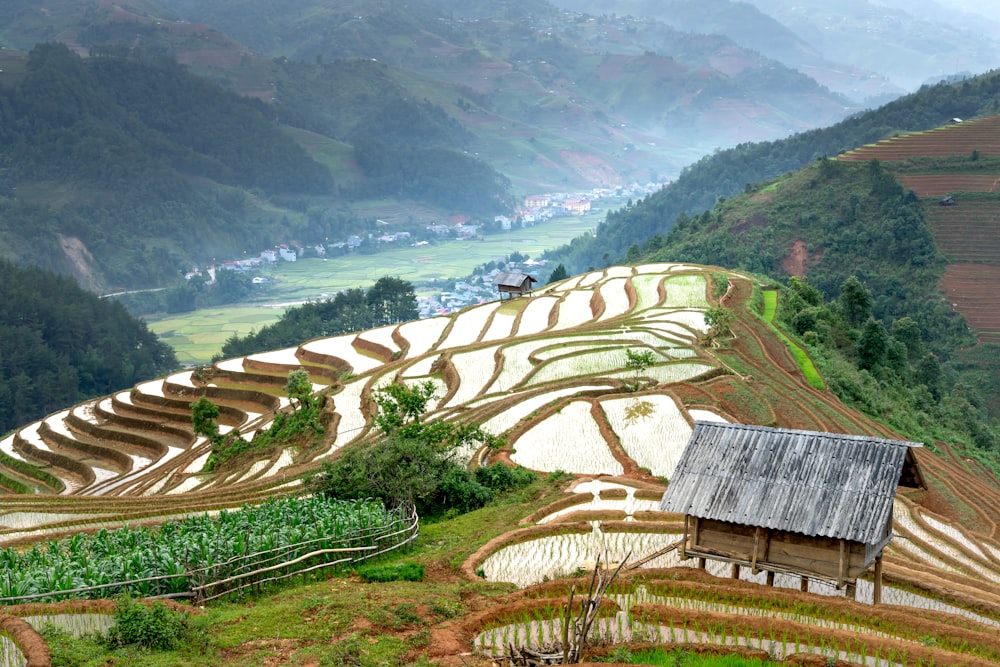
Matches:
[[7, 262, 1000, 665]]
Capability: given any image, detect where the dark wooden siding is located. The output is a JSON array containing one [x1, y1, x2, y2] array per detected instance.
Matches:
[[689, 518, 875, 581]]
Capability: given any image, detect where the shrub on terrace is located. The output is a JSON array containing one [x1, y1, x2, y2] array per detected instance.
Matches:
[[309, 381, 533, 518]]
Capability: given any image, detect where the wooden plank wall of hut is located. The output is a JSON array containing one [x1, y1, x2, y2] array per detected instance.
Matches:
[[690, 518, 870, 581]]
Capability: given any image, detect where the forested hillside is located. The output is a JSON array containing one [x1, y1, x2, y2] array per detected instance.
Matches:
[[549, 70, 1000, 274], [0, 44, 515, 289], [631, 155, 998, 456], [152, 0, 853, 175], [0, 43, 332, 288], [0, 260, 177, 436]]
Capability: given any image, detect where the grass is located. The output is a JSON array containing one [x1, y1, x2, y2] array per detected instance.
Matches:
[[759, 290, 825, 390], [622, 648, 780, 666]]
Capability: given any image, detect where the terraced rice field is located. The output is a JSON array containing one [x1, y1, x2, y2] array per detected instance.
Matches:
[[837, 114, 1000, 345], [896, 174, 1000, 196], [465, 473, 1000, 665], [922, 197, 1000, 341], [0, 264, 723, 505], [838, 115, 1000, 161], [940, 264, 1000, 341], [924, 199, 1000, 262], [7, 262, 1000, 664]]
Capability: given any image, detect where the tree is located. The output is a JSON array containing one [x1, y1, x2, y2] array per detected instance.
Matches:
[[548, 263, 568, 283], [371, 380, 436, 437], [365, 276, 418, 327], [915, 352, 942, 399], [285, 369, 313, 411], [787, 276, 823, 307], [890, 317, 923, 360], [191, 397, 220, 443], [624, 348, 656, 391], [212, 269, 252, 304], [839, 276, 872, 327], [310, 381, 525, 517], [704, 305, 734, 342], [856, 318, 889, 371]]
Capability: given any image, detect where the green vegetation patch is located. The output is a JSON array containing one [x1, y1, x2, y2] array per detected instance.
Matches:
[[761, 289, 825, 390], [356, 562, 425, 583], [0, 497, 403, 602], [618, 647, 780, 666]]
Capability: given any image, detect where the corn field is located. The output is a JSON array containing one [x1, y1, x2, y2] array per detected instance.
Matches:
[[0, 498, 417, 604]]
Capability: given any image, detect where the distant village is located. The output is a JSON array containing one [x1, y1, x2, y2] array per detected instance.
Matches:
[[191, 181, 667, 314]]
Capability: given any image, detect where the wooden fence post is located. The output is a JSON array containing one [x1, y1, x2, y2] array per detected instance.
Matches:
[[873, 554, 883, 605]]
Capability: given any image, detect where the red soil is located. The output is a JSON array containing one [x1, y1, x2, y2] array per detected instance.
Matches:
[[897, 174, 999, 196], [781, 239, 810, 277], [940, 264, 1000, 338]]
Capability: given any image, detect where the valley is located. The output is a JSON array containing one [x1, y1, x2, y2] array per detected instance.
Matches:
[[145, 202, 603, 365]]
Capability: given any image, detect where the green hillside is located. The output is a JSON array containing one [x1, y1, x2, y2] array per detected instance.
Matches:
[[619, 156, 1000, 461], [0, 0, 859, 194], [0, 44, 513, 290]]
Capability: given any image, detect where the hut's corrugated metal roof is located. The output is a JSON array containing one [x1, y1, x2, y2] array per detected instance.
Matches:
[[494, 272, 537, 288], [660, 422, 921, 544]]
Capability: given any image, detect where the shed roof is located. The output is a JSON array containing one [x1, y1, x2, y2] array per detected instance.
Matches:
[[494, 272, 538, 288], [660, 422, 923, 544]]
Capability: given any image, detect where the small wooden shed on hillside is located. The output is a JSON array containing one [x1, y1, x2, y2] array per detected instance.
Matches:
[[660, 422, 925, 603], [494, 272, 537, 299]]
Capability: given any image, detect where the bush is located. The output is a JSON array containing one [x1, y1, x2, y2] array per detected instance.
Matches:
[[104, 598, 190, 651], [312, 437, 530, 518], [474, 463, 536, 492], [356, 562, 425, 583]]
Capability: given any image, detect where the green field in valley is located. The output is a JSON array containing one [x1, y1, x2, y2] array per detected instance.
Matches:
[[148, 213, 600, 365]]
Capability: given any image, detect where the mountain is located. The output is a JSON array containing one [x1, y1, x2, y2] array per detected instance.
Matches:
[[0, 0, 875, 292], [0, 43, 515, 290], [0, 43, 335, 289], [743, 0, 1000, 91], [554, 0, 905, 104], [555, 0, 1000, 102], [548, 69, 1000, 276], [620, 123, 1000, 446], [136, 0, 855, 173], [0, 0, 858, 188]]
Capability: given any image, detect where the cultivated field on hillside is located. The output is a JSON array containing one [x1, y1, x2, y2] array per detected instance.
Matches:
[[4, 263, 1000, 664], [838, 115, 1000, 345], [838, 115, 1000, 162]]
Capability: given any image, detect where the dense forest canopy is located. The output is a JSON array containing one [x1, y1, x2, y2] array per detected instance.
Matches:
[[0, 260, 177, 436], [0, 43, 335, 288]]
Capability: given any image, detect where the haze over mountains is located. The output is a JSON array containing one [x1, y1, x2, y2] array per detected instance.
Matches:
[[523, 0, 1000, 100], [0, 0, 997, 294]]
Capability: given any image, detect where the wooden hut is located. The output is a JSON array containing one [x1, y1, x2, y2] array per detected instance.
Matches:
[[660, 422, 924, 603], [494, 272, 537, 299]]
